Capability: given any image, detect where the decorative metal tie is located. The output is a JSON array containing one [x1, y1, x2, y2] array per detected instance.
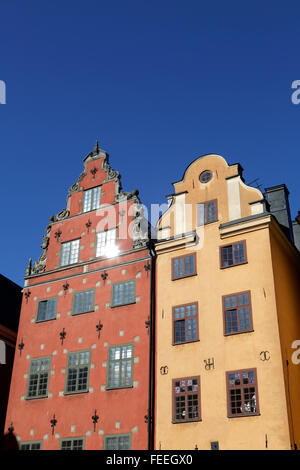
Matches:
[[144, 262, 151, 276], [50, 414, 57, 435], [90, 167, 98, 179], [96, 320, 103, 339], [62, 281, 69, 295], [54, 229, 62, 242], [8, 422, 14, 434], [86, 220, 92, 233], [92, 409, 99, 432], [59, 328, 66, 345], [18, 338, 24, 356], [145, 316, 151, 334], [24, 290, 31, 303], [101, 271, 108, 285]]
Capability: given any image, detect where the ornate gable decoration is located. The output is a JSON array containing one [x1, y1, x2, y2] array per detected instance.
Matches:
[[26, 141, 147, 277]]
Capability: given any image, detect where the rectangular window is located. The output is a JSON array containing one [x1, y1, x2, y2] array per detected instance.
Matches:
[[173, 303, 198, 344], [172, 253, 196, 280], [220, 241, 247, 268], [223, 291, 253, 335], [197, 199, 218, 225], [60, 437, 85, 450], [20, 441, 43, 450], [95, 228, 117, 257], [65, 350, 90, 394], [104, 434, 131, 450], [60, 239, 80, 266], [26, 357, 51, 399], [106, 343, 134, 389], [72, 289, 95, 315], [111, 280, 136, 307], [36, 297, 57, 322], [83, 186, 101, 213], [172, 376, 201, 423], [226, 368, 259, 417]]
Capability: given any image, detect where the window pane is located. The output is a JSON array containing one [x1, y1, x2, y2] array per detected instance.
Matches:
[[175, 320, 185, 343], [73, 290, 94, 314], [37, 301, 47, 321], [61, 240, 80, 266], [184, 255, 194, 275], [83, 187, 101, 213], [66, 351, 90, 393], [47, 299, 57, 319], [221, 246, 233, 267], [227, 369, 258, 417], [119, 436, 130, 450], [83, 190, 92, 212], [173, 258, 183, 278], [233, 243, 245, 264], [61, 243, 71, 266], [70, 240, 80, 264], [112, 280, 135, 306], [206, 200, 217, 223], [173, 376, 200, 422], [107, 344, 133, 388], [106, 437, 118, 450], [27, 358, 50, 398], [96, 228, 117, 257]]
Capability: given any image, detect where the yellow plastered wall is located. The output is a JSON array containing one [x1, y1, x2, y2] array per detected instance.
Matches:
[[155, 154, 292, 450], [269, 226, 300, 449]]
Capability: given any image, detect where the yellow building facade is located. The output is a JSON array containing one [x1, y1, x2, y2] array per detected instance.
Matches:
[[154, 154, 300, 450]]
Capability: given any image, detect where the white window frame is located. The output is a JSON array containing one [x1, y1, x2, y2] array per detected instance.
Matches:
[[82, 186, 101, 213], [60, 239, 80, 266]]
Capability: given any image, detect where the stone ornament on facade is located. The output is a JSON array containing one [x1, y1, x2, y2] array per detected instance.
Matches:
[[68, 169, 86, 196], [26, 141, 148, 277], [132, 200, 150, 249]]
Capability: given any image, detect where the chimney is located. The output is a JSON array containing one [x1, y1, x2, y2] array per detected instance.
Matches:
[[292, 212, 300, 251], [264, 184, 294, 243]]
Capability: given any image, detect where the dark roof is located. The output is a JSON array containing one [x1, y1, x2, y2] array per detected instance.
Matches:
[[0, 274, 22, 332]]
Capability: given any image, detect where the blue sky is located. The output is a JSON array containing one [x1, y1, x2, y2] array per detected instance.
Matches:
[[1, 0, 300, 285]]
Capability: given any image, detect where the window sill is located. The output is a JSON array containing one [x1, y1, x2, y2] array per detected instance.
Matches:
[[224, 330, 254, 337], [35, 318, 57, 324], [172, 272, 197, 281], [71, 310, 95, 316], [220, 261, 248, 270], [197, 219, 219, 227], [60, 261, 79, 268], [172, 339, 200, 346], [228, 413, 260, 419], [25, 395, 49, 401], [110, 301, 136, 308], [172, 419, 202, 424], [63, 390, 89, 396], [105, 385, 133, 391]]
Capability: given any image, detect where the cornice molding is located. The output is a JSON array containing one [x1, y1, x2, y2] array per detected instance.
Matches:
[[24, 253, 151, 289], [155, 232, 197, 254], [219, 214, 272, 239], [0, 324, 17, 346]]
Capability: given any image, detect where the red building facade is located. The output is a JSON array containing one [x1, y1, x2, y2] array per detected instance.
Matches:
[[5, 143, 154, 450]]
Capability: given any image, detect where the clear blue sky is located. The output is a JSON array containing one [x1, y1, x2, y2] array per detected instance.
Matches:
[[1, 0, 300, 286]]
